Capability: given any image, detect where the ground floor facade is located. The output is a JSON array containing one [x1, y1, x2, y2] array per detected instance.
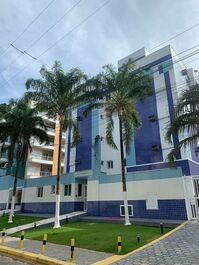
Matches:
[[1, 160, 199, 221]]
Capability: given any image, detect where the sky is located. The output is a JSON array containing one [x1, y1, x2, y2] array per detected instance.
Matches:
[[0, 0, 199, 103]]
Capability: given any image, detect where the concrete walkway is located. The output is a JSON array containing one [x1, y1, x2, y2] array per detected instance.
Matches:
[[3, 236, 112, 265], [111, 221, 199, 265], [3, 211, 86, 235]]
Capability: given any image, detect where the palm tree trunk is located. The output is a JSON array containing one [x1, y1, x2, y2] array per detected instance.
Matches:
[[8, 161, 20, 223], [53, 119, 62, 228], [118, 115, 131, 226]]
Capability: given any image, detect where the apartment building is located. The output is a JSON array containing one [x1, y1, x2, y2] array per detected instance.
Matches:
[[0, 45, 199, 221], [25, 114, 66, 179]]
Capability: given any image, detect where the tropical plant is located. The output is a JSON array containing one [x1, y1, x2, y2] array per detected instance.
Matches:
[[166, 84, 199, 163], [25, 61, 86, 228], [0, 98, 49, 223], [83, 59, 152, 225]]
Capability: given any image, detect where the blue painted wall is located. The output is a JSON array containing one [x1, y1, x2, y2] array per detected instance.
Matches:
[[21, 201, 84, 214], [127, 159, 199, 176], [87, 199, 187, 220], [75, 106, 92, 171], [164, 71, 181, 159], [134, 79, 163, 165]]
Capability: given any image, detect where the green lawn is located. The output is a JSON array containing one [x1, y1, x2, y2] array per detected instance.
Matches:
[[0, 215, 43, 230], [14, 221, 171, 254]]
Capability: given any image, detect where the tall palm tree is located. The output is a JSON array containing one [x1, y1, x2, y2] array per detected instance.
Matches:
[[166, 84, 199, 163], [83, 59, 152, 225], [0, 98, 49, 223], [26, 61, 86, 228]]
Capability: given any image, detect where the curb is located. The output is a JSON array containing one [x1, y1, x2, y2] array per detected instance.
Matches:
[[91, 221, 189, 265], [0, 245, 75, 265]]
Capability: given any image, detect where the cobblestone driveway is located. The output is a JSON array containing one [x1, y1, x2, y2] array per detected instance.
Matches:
[[112, 221, 199, 265], [0, 255, 29, 265]]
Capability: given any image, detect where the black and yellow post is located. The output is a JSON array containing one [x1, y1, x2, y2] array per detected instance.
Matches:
[[160, 222, 164, 234], [70, 238, 75, 261], [19, 231, 25, 250], [1, 228, 6, 245], [117, 236, 122, 254], [137, 234, 140, 243], [41, 234, 47, 255]]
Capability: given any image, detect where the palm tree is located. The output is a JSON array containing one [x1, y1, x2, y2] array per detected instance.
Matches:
[[0, 98, 49, 223], [166, 84, 199, 163], [83, 59, 152, 225], [25, 61, 86, 228]]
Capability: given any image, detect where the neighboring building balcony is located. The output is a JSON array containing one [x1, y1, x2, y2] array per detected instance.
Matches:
[[28, 154, 65, 167], [27, 171, 52, 178], [31, 140, 55, 151], [29, 154, 53, 165], [47, 127, 55, 136], [0, 152, 8, 162]]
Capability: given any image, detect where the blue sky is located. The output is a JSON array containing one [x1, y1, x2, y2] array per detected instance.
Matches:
[[0, 0, 199, 103]]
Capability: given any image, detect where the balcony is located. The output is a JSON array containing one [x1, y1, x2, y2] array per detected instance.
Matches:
[[27, 171, 52, 178], [0, 153, 8, 162], [29, 154, 53, 165], [31, 140, 55, 151], [47, 127, 55, 136]]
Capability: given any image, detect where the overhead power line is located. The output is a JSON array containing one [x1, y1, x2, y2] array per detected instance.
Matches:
[[0, 0, 56, 58], [0, 0, 83, 74], [0, 0, 112, 86], [150, 22, 199, 51]]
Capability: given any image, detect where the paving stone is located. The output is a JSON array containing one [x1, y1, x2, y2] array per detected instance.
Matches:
[[111, 221, 199, 265], [0, 255, 29, 265]]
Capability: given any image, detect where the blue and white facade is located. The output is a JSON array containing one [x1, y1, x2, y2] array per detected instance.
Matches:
[[0, 45, 199, 220]]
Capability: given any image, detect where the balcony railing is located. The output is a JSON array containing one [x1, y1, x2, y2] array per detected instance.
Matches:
[[28, 171, 52, 177], [0, 153, 7, 159], [47, 127, 55, 133], [29, 155, 53, 161], [40, 171, 52, 176]]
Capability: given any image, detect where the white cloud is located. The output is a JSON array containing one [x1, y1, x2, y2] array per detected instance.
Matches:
[[0, 0, 199, 101]]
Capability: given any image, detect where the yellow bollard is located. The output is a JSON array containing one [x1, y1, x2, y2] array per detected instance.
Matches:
[[1, 228, 6, 245], [70, 238, 75, 261], [117, 236, 122, 254], [19, 231, 25, 250], [41, 234, 47, 255]]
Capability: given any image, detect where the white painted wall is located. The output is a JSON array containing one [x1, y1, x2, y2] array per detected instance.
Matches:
[[88, 177, 185, 201]]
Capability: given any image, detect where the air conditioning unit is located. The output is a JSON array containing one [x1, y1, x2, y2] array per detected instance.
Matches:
[[195, 146, 199, 152], [152, 144, 160, 151], [76, 116, 83, 121], [148, 115, 156, 122], [181, 69, 187, 76]]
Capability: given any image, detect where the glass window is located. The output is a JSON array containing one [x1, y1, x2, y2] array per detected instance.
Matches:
[[51, 185, 55, 194], [64, 184, 72, 196], [107, 160, 113, 169], [120, 205, 133, 216], [78, 184, 82, 197], [37, 187, 43, 198]]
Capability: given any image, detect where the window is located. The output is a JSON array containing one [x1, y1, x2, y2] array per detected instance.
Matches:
[[120, 205, 133, 216], [101, 160, 104, 165], [107, 160, 113, 169], [146, 193, 158, 210], [51, 185, 55, 194], [78, 184, 82, 197], [64, 184, 72, 196], [37, 187, 43, 198], [158, 64, 163, 74]]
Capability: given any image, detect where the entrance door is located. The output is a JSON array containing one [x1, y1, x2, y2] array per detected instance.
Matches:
[[84, 184, 87, 211], [184, 176, 199, 219], [192, 177, 199, 218]]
